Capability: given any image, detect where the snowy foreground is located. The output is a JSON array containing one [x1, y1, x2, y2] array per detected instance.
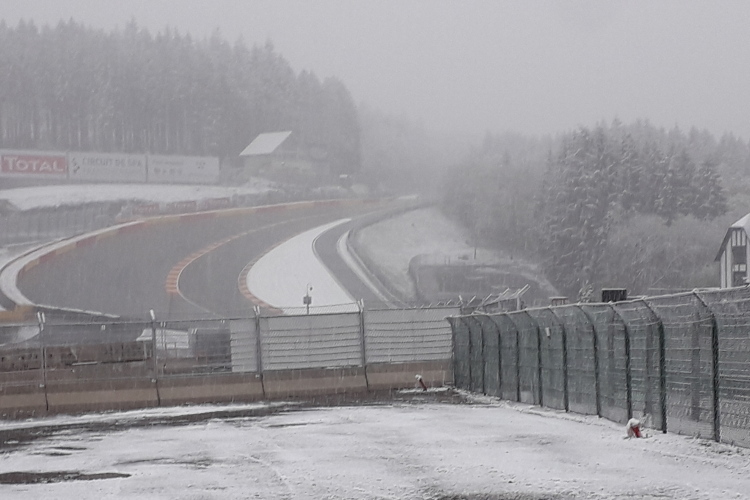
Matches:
[[1, 392, 749, 499]]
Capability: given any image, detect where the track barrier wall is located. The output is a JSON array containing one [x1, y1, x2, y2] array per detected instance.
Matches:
[[447, 287, 750, 448], [0, 305, 457, 419]]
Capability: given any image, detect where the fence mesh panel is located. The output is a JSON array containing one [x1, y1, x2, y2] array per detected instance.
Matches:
[[613, 300, 664, 430], [363, 308, 455, 364], [447, 316, 471, 389], [228, 319, 258, 373], [581, 304, 629, 423], [149, 319, 232, 376], [527, 308, 566, 410], [489, 314, 520, 401], [647, 293, 716, 440], [261, 312, 362, 371], [697, 288, 750, 447], [507, 311, 540, 405], [553, 306, 598, 415], [476, 315, 501, 397], [465, 316, 485, 394]]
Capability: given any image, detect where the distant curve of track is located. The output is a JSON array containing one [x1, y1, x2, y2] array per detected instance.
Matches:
[[16, 200, 398, 321]]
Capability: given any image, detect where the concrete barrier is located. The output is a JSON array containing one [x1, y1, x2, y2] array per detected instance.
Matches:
[[262, 366, 369, 399], [0, 359, 453, 418], [45, 362, 159, 414], [0, 370, 47, 418], [366, 360, 453, 391], [157, 373, 264, 406]]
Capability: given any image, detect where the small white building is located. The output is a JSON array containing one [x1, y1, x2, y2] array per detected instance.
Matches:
[[715, 213, 750, 287]]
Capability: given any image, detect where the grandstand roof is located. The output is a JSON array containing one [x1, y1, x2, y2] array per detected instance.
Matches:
[[240, 131, 292, 156]]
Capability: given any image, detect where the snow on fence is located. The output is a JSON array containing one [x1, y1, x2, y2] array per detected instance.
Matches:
[[447, 286, 750, 448]]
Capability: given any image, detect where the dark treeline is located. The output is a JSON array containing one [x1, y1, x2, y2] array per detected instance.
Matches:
[[441, 121, 750, 299], [0, 20, 360, 174]]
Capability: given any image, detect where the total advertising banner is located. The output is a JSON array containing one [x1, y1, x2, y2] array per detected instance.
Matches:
[[68, 152, 147, 183], [0, 150, 68, 179], [147, 155, 220, 184]]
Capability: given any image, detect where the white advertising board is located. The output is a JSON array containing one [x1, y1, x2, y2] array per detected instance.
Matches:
[[147, 155, 219, 184], [68, 152, 147, 183], [0, 150, 68, 179]]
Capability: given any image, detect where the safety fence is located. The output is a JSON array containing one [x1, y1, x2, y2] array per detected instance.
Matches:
[[0, 205, 114, 245], [0, 305, 457, 417], [447, 286, 750, 448]]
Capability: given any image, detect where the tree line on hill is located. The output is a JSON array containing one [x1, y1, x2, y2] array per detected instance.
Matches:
[[0, 20, 360, 176], [441, 121, 750, 299]]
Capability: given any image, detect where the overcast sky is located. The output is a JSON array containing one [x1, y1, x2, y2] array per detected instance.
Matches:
[[3, 1, 750, 140]]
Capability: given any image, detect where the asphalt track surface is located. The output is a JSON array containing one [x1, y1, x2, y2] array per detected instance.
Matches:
[[312, 211, 409, 308], [16, 201, 399, 328]]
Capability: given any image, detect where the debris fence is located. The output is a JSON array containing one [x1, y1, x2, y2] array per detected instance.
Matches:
[[0, 305, 457, 415], [447, 287, 750, 448]]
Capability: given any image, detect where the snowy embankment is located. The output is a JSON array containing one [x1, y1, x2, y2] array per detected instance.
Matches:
[[352, 206, 558, 302], [0, 181, 275, 211]]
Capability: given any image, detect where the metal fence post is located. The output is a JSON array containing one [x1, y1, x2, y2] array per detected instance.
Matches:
[[464, 316, 485, 394], [149, 309, 161, 406], [467, 317, 473, 391], [36, 311, 49, 412], [478, 316, 486, 395], [358, 300, 369, 390], [497, 316, 503, 398], [694, 292, 721, 443], [548, 308, 569, 412], [450, 316, 457, 387], [253, 306, 266, 396], [504, 313, 522, 402]]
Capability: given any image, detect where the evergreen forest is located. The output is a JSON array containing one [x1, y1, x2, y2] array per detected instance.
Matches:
[[0, 20, 360, 175], [441, 121, 750, 298]]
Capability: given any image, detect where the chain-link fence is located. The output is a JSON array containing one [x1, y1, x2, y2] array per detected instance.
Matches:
[[448, 286, 750, 448], [0, 305, 458, 417]]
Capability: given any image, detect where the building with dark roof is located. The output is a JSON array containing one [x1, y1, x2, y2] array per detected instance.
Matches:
[[715, 213, 750, 287], [239, 131, 330, 184]]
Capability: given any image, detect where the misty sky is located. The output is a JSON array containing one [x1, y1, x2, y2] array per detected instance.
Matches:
[[3, 0, 750, 140]]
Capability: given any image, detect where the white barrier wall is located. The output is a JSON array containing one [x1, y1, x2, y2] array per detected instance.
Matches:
[[364, 308, 457, 363], [261, 313, 363, 371], [227, 307, 458, 373], [0, 149, 220, 185], [147, 155, 220, 184], [69, 152, 147, 183]]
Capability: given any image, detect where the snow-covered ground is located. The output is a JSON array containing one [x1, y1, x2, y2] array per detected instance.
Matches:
[[1, 394, 749, 499], [1, 186, 749, 499], [353, 207, 559, 302]]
